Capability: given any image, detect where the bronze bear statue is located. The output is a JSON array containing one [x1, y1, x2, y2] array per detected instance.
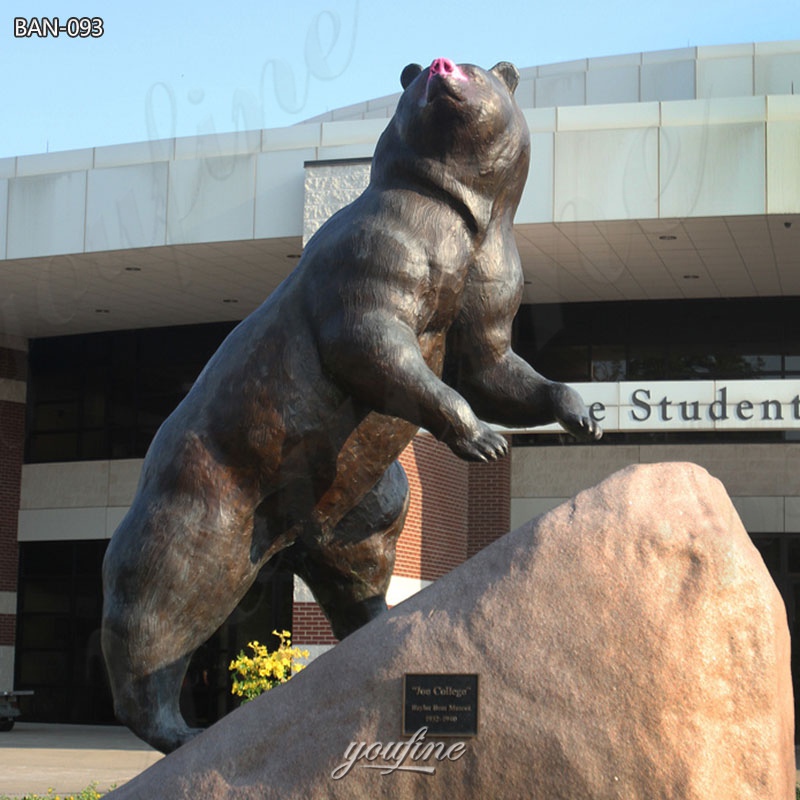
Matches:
[[102, 57, 601, 754]]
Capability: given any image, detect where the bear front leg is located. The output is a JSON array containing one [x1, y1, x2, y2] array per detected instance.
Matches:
[[319, 312, 508, 463], [452, 349, 602, 441]]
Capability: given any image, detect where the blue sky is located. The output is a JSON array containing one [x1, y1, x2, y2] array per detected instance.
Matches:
[[2, 0, 798, 158]]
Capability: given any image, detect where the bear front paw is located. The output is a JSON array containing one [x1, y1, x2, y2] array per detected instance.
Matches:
[[551, 383, 603, 442], [559, 412, 603, 442], [447, 422, 509, 463]]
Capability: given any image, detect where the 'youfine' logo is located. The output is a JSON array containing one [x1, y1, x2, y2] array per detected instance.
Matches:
[[331, 726, 467, 779]]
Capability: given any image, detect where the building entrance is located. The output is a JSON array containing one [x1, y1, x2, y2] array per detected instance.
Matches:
[[15, 540, 292, 726]]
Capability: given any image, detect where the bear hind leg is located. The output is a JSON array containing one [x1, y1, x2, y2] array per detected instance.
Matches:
[[284, 459, 410, 640], [102, 624, 201, 754], [101, 507, 265, 753]]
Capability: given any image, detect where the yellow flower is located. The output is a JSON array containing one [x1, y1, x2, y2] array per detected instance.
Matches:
[[228, 631, 307, 702]]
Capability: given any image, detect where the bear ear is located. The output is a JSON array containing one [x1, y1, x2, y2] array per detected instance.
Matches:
[[490, 62, 520, 94], [400, 63, 423, 89]]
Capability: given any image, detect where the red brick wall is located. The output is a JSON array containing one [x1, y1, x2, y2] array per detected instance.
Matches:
[[292, 601, 338, 646], [397, 434, 469, 581], [0, 616, 15, 648], [467, 443, 511, 558], [0, 349, 26, 382], [0, 345, 26, 648], [0, 400, 24, 595]]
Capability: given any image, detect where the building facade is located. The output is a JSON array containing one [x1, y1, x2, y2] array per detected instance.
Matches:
[[1, 41, 799, 727]]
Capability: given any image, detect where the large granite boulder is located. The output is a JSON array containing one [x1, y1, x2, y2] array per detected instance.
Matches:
[[108, 462, 795, 799]]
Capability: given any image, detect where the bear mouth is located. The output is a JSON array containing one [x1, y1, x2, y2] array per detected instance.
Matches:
[[425, 74, 463, 105]]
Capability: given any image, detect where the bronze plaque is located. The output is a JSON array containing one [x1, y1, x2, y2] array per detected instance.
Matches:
[[403, 674, 479, 737]]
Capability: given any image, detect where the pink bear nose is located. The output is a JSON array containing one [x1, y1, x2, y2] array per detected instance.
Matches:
[[430, 57, 456, 76], [429, 57, 467, 81]]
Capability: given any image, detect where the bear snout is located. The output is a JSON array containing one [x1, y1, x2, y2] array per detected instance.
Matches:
[[429, 57, 467, 82], [425, 58, 468, 104]]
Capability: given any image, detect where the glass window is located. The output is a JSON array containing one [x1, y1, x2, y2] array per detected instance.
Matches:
[[80, 430, 109, 460], [747, 532, 799, 744], [741, 354, 783, 375], [788, 537, 800, 575], [786, 355, 800, 373], [32, 401, 80, 431], [27, 432, 79, 463], [591, 346, 627, 381], [535, 344, 590, 381], [26, 322, 235, 463], [752, 535, 781, 573], [628, 346, 666, 380], [511, 297, 800, 385]]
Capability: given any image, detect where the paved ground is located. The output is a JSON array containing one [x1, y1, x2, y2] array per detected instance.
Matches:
[[0, 723, 163, 797], [0, 723, 795, 797]]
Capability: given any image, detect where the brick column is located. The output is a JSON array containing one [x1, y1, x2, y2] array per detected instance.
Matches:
[[467, 441, 511, 558], [397, 434, 468, 581], [0, 337, 27, 686], [291, 598, 338, 649]]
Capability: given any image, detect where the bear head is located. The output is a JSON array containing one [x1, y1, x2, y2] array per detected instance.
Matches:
[[371, 58, 530, 226]]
